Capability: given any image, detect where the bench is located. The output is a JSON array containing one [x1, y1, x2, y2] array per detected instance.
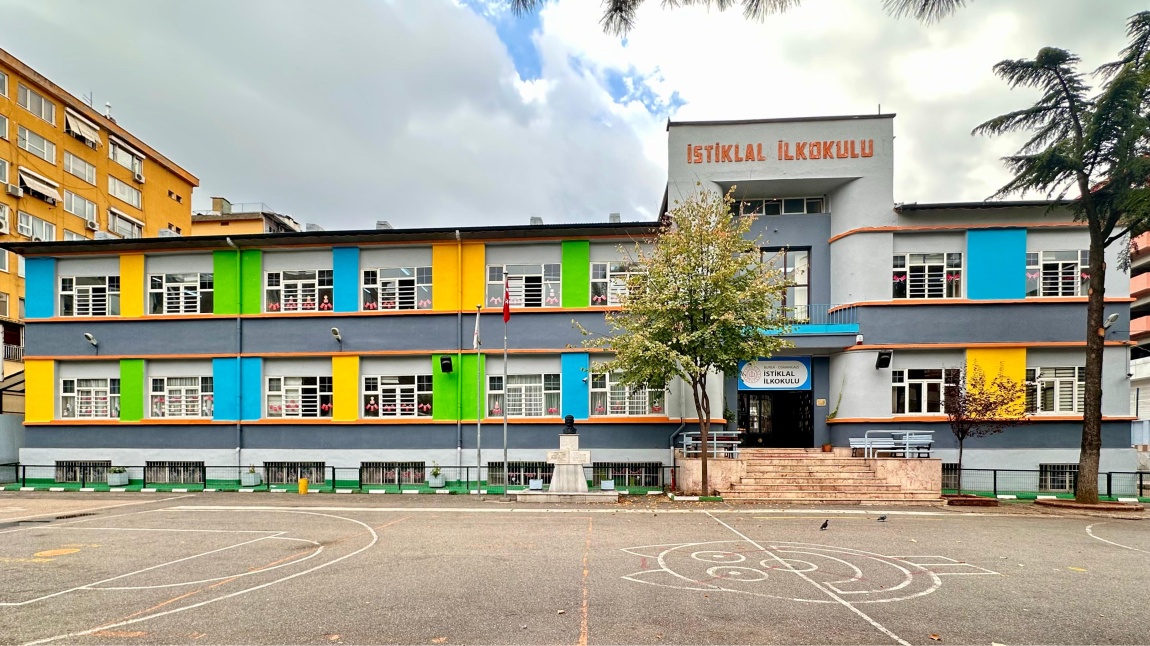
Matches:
[[849, 431, 934, 458]]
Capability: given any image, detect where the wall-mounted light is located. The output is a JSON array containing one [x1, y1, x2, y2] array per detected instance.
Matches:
[[875, 349, 893, 370], [440, 356, 453, 373], [1104, 313, 1120, 329], [331, 327, 342, 346], [83, 332, 99, 355]]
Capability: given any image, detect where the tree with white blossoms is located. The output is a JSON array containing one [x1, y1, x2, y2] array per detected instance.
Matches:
[[583, 188, 792, 496]]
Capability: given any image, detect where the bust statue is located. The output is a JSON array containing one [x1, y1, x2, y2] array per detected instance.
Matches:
[[563, 414, 577, 434]]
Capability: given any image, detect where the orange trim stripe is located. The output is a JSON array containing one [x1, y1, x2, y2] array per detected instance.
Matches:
[[828, 415, 1136, 424], [830, 296, 1133, 312], [845, 341, 1129, 351], [828, 221, 1087, 244]]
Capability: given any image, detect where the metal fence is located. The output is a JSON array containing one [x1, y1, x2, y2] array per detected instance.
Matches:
[[0, 463, 677, 494], [945, 468, 1150, 498]]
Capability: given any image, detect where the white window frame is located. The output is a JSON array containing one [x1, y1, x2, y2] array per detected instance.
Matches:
[[17, 255, 24, 278], [59, 275, 120, 316], [64, 152, 97, 185], [487, 373, 561, 418], [107, 209, 143, 239], [590, 372, 665, 416], [736, 196, 826, 216], [1027, 250, 1089, 297], [0, 71, 7, 97], [362, 375, 433, 418], [590, 261, 643, 306], [361, 267, 432, 310], [266, 376, 333, 418], [64, 190, 97, 221], [61, 378, 120, 419], [891, 368, 959, 415], [17, 126, 55, 163], [0, 115, 6, 141], [17, 211, 56, 241], [487, 264, 561, 308], [0, 292, 8, 318], [265, 270, 334, 312], [108, 176, 142, 209], [1039, 463, 1078, 492], [17, 84, 55, 124], [0, 157, 8, 183], [1026, 366, 1085, 414], [109, 138, 143, 174], [63, 230, 85, 242], [0, 250, 7, 273], [148, 272, 214, 314], [892, 252, 963, 299], [150, 376, 214, 418], [0, 204, 8, 236]]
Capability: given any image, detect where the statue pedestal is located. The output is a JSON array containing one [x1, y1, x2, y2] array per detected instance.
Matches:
[[513, 432, 618, 503]]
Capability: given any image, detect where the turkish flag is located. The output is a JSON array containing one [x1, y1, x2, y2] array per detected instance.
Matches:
[[502, 278, 511, 323]]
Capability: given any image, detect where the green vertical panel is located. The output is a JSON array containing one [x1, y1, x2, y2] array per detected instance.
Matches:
[[240, 249, 263, 314], [213, 251, 239, 315], [431, 353, 485, 420], [119, 359, 145, 422], [561, 240, 591, 308]]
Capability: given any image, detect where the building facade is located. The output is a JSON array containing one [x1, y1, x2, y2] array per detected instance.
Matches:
[[191, 197, 302, 236], [7, 113, 1140, 483], [0, 47, 199, 378]]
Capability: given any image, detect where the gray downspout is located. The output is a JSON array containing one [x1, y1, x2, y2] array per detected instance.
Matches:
[[226, 238, 243, 472], [455, 230, 463, 469]]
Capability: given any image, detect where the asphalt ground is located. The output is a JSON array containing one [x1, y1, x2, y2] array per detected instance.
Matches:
[[0, 492, 1146, 645]]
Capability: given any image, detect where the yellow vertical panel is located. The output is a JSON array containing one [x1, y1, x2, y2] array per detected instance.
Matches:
[[461, 242, 486, 312], [965, 348, 1026, 385], [120, 254, 145, 317], [432, 243, 461, 311], [332, 355, 360, 422], [25, 360, 55, 422]]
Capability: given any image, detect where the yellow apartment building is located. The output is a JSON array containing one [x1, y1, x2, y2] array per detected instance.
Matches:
[[0, 47, 199, 377], [190, 197, 300, 236]]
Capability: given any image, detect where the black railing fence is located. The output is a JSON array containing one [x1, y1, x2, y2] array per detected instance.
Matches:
[[945, 468, 1150, 498]]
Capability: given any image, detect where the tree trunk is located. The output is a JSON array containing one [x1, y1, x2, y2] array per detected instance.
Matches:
[[1078, 237, 1106, 504], [692, 374, 711, 497], [956, 439, 964, 496]]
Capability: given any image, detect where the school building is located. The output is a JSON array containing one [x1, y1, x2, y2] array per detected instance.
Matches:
[[6, 114, 1140, 488]]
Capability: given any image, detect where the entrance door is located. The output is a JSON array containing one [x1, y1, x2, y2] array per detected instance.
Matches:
[[738, 391, 813, 448]]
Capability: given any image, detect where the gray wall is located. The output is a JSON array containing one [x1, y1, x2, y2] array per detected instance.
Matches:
[[829, 420, 1132, 450], [0, 414, 23, 463], [858, 303, 1130, 345]]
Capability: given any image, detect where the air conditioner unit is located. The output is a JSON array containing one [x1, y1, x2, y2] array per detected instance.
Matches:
[[44, 197, 57, 206], [85, 220, 98, 231], [5, 184, 21, 198], [0, 221, 8, 235], [133, 172, 146, 184], [31, 237, 43, 242]]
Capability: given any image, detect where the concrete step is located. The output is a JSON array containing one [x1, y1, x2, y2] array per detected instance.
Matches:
[[722, 490, 941, 501], [744, 466, 877, 474], [728, 482, 904, 493], [739, 476, 883, 485], [744, 459, 869, 466]]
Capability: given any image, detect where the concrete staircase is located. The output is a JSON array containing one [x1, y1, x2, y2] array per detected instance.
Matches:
[[722, 448, 941, 503]]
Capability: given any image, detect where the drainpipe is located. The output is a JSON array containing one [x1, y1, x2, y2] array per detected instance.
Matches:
[[226, 237, 243, 471], [455, 230, 463, 469]]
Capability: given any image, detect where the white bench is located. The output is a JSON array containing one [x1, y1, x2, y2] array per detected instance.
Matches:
[[850, 431, 934, 458]]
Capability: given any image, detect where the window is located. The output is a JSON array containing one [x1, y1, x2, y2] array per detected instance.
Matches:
[[108, 177, 142, 209], [108, 209, 143, 239], [0, 114, 6, 140], [64, 191, 97, 221], [591, 261, 643, 306], [487, 461, 554, 487], [1025, 367, 1085, 414], [1027, 251, 1088, 297], [17, 126, 55, 163], [55, 460, 111, 483], [17, 256, 24, 278], [362, 375, 433, 417], [487, 264, 561, 308], [18, 169, 61, 204], [60, 275, 120, 316], [0, 251, 7, 273], [64, 152, 97, 184], [18, 84, 55, 124], [63, 230, 86, 241], [0, 293, 8, 318], [1039, 463, 1078, 492], [61, 378, 120, 418], [109, 138, 143, 174], [17, 211, 56, 240], [64, 110, 100, 148], [0, 157, 8, 183], [764, 248, 811, 319], [735, 197, 825, 216], [361, 267, 432, 310], [360, 461, 428, 485], [893, 253, 962, 299], [891, 369, 959, 414], [0, 71, 6, 97], [590, 372, 664, 416], [148, 273, 213, 314], [264, 462, 326, 485], [150, 377, 213, 418], [145, 461, 205, 484], [265, 270, 334, 312], [0, 204, 8, 235], [266, 376, 333, 417], [487, 373, 561, 417]]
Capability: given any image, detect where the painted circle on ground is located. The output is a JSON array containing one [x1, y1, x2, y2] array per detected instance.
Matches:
[[705, 566, 769, 581], [692, 550, 746, 563], [771, 558, 819, 573]]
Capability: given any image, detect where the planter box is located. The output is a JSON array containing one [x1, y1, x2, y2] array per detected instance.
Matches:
[[241, 472, 262, 487], [428, 474, 446, 488], [944, 494, 999, 507], [107, 472, 129, 487]]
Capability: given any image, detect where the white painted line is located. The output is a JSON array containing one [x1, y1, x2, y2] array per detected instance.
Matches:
[[369, 490, 388, 494], [996, 495, 1017, 500], [172, 489, 189, 493], [706, 512, 911, 646], [49, 487, 65, 492], [402, 490, 420, 495], [238, 489, 255, 493], [80, 488, 96, 492], [204, 489, 217, 492], [336, 489, 353, 494], [435, 490, 450, 494], [646, 491, 661, 495], [1117, 497, 1139, 503], [140, 488, 157, 493], [270, 489, 289, 494], [109, 488, 126, 492], [19, 487, 34, 492], [1036, 495, 1057, 499], [1086, 522, 1150, 554], [674, 495, 699, 501]]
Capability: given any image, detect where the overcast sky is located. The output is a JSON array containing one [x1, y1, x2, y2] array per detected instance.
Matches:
[[0, 0, 1142, 230]]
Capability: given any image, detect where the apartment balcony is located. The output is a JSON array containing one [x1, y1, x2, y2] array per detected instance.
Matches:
[[1133, 233, 1150, 270], [768, 305, 859, 336], [2, 344, 23, 362], [1132, 315, 1150, 340], [1133, 272, 1150, 301]]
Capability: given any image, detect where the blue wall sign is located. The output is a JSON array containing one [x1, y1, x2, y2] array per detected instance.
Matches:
[[737, 357, 812, 390]]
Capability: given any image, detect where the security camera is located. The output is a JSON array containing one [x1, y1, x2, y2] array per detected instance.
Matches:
[[331, 327, 342, 343], [83, 333, 97, 346]]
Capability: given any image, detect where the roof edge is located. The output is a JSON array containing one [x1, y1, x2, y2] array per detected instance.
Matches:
[[896, 199, 1073, 212], [667, 113, 896, 130]]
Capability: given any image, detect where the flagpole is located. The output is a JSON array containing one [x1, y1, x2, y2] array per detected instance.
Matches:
[[474, 304, 482, 495], [501, 273, 510, 501]]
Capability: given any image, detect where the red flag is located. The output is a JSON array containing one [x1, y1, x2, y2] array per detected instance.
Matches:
[[502, 278, 511, 323]]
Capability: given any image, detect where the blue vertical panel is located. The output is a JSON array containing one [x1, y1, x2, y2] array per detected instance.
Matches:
[[25, 257, 56, 318], [240, 357, 263, 421], [561, 353, 591, 420], [967, 229, 1027, 299], [212, 357, 240, 421], [332, 247, 360, 313]]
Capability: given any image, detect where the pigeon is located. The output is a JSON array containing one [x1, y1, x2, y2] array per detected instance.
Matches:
[[819, 519, 829, 531], [877, 515, 888, 522]]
